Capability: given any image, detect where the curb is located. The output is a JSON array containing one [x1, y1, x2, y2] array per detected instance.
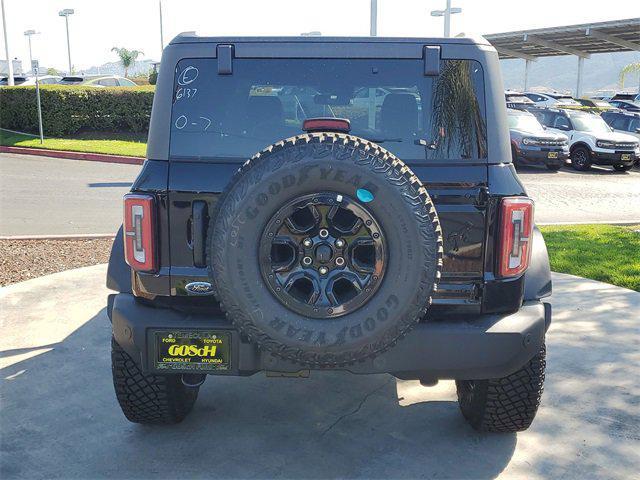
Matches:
[[538, 220, 640, 226], [0, 146, 144, 165], [0, 234, 115, 240]]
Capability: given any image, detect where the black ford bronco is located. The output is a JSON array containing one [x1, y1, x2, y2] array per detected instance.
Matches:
[[107, 34, 552, 432]]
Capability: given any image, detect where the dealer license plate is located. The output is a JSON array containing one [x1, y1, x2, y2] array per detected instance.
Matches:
[[547, 152, 559, 159], [621, 154, 631, 161], [154, 330, 230, 371]]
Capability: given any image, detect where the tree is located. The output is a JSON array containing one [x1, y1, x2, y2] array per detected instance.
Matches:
[[46, 67, 59, 76], [619, 62, 640, 89], [111, 47, 144, 78]]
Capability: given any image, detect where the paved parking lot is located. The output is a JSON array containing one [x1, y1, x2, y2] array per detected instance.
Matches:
[[0, 153, 139, 236], [518, 165, 640, 224], [1, 265, 639, 479], [1, 153, 639, 236]]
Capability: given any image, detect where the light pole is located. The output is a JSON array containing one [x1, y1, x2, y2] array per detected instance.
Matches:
[[158, 0, 164, 55], [1, 0, 13, 85], [430, 0, 462, 38], [370, 0, 377, 36], [24, 30, 38, 74], [58, 8, 74, 74]]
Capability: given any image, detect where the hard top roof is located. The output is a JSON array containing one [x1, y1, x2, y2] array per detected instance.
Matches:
[[169, 33, 489, 46]]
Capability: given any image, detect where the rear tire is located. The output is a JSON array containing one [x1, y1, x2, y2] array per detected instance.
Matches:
[[111, 337, 199, 424], [570, 146, 591, 171], [456, 344, 546, 432], [613, 164, 633, 172]]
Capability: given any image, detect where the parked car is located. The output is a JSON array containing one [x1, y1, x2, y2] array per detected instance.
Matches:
[[0, 76, 27, 85], [602, 110, 640, 168], [505, 90, 535, 110], [0, 75, 61, 85], [507, 108, 569, 170], [530, 107, 639, 171], [591, 93, 615, 101], [524, 92, 581, 108], [57, 75, 137, 87], [608, 99, 640, 112], [107, 34, 552, 433], [602, 110, 640, 140], [611, 92, 640, 102], [576, 98, 614, 112]]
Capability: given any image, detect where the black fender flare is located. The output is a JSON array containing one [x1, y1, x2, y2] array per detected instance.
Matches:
[[570, 141, 592, 156], [106, 225, 132, 294], [523, 226, 552, 301]]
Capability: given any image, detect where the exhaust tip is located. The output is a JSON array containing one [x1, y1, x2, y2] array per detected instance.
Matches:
[[181, 373, 206, 388]]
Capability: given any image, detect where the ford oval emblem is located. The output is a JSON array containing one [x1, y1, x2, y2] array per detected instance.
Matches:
[[185, 281, 214, 296]]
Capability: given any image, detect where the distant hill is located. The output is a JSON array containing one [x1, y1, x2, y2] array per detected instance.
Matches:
[[500, 51, 639, 96], [78, 59, 157, 77]]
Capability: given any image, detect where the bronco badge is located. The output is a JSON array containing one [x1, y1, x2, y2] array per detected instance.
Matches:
[[185, 281, 214, 295]]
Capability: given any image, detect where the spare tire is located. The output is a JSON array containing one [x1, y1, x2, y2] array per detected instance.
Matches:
[[210, 133, 442, 367]]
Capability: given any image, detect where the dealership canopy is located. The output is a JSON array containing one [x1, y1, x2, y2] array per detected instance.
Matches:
[[484, 18, 640, 96]]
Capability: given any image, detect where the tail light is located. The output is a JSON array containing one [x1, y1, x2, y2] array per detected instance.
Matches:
[[123, 194, 157, 272], [497, 197, 534, 278]]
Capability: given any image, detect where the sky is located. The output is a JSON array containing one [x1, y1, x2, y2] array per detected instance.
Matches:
[[1, 0, 639, 72]]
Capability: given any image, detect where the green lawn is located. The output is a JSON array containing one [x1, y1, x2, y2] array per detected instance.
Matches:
[[0, 129, 147, 157], [540, 224, 640, 292]]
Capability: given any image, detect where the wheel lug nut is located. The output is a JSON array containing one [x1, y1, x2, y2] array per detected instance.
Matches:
[[303, 238, 313, 247], [319, 228, 329, 239], [302, 256, 313, 266], [335, 257, 345, 266], [335, 239, 345, 248], [319, 266, 329, 275]]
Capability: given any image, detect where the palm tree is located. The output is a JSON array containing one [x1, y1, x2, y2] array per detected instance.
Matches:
[[111, 47, 144, 78], [619, 62, 640, 89], [429, 60, 487, 160]]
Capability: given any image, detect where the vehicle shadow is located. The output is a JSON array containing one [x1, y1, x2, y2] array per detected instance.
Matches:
[[0, 308, 516, 480]]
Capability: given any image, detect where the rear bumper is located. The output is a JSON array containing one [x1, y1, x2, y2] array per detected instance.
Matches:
[[109, 293, 550, 381]]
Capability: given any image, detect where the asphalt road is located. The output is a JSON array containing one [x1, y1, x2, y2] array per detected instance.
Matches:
[[0, 153, 140, 236], [518, 165, 640, 224], [1, 265, 639, 479], [1, 153, 639, 236]]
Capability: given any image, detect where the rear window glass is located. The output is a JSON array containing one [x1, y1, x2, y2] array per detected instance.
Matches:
[[59, 76, 84, 84], [169, 58, 487, 162]]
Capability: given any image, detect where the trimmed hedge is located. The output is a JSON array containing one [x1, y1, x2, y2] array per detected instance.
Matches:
[[0, 85, 154, 136]]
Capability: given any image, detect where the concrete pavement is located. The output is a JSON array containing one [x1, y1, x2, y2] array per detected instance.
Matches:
[[2, 153, 640, 236], [1, 265, 639, 479]]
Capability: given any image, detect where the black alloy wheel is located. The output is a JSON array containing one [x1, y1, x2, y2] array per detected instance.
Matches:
[[571, 147, 591, 171], [259, 192, 386, 319]]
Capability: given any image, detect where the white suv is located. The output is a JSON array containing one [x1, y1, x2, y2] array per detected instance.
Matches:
[[531, 108, 639, 171], [524, 92, 582, 108]]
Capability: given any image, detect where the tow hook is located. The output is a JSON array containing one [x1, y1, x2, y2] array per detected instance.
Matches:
[[181, 373, 206, 388]]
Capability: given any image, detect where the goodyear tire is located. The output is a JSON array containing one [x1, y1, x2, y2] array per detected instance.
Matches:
[[456, 344, 546, 432], [111, 337, 198, 424], [210, 133, 443, 367]]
